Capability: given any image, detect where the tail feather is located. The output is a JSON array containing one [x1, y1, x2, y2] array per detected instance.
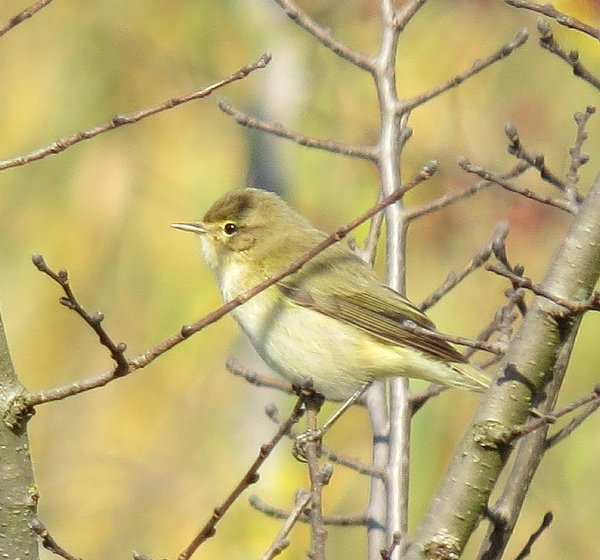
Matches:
[[448, 362, 491, 392]]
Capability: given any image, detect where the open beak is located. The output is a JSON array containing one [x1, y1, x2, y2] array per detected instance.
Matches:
[[171, 222, 207, 234]]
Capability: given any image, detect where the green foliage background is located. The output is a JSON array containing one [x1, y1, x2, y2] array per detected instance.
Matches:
[[0, 1, 599, 558]]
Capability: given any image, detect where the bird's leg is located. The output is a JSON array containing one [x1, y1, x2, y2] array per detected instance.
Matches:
[[293, 383, 370, 462]]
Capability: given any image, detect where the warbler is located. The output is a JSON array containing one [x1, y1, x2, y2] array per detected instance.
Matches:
[[172, 188, 489, 400]]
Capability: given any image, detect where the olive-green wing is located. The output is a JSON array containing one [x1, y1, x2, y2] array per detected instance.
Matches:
[[279, 283, 467, 364]]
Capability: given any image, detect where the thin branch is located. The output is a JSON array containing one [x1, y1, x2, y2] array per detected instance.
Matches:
[[510, 384, 600, 442], [506, 0, 600, 41], [504, 123, 570, 195], [226, 357, 295, 394], [545, 396, 600, 449], [31, 254, 129, 374], [486, 262, 600, 314], [31, 518, 81, 560], [381, 533, 403, 560], [565, 106, 595, 200], [405, 161, 530, 221], [537, 20, 600, 92], [0, 53, 271, 171], [420, 222, 509, 311], [0, 0, 54, 38], [459, 158, 577, 214], [303, 393, 328, 560], [401, 30, 528, 112], [176, 397, 306, 560], [218, 99, 378, 161], [250, 495, 367, 527], [271, 0, 375, 71], [22, 163, 436, 409], [514, 512, 554, 560], [261, 490, 312, 560], [393, 0, 429, 32]]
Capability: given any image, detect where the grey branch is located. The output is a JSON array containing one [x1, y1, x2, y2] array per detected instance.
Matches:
[[218, 99, 378, 161], [0, 0, 54, 38], [506, 0, 600, 41], [0, 53, 271, 171]]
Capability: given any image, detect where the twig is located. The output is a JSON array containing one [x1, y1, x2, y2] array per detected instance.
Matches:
[[537, 20, 600, 92], [405, 161, 530, 221], [514, 512, 554, 560], [401, 29, 528, 112], [486, 262, 600, 314], [0, 0, 54, 38], [261, 490, 312, 560], [393, 0, 429, 32], [380, 532, 403, 560], [504, 123, 569, 194], [31, 254, 129, 374], [23, 163, 436, 408], [250, 495, 367, 527], [458, 158, 576, 214], [177, 397, 306, 560], [271, 0, 374, 71], [218, 99, 378, 161], [545, 395, 600, 449], [226, 357, 295, 394], [420, 222, 509, 311], [505, 0, 600, 41], [303, 393, 328, 560], [0, 53, 271, 171], [510, 384, 600, 441], [565, 106, 595, 201], [31, 518, 81, 560]]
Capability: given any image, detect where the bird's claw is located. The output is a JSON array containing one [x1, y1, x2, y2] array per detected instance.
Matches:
[[292, 429, 323, 462]]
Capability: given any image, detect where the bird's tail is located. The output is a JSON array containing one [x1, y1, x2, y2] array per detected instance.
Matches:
[[448, 361, 491, 392]]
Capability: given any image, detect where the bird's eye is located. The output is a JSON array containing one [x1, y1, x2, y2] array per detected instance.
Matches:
[[223, 222, 238, 236]]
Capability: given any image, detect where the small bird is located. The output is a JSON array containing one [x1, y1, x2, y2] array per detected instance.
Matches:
[[172, 188, 489, 400]]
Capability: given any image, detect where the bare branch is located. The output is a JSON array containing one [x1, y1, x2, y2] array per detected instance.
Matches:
[[401, 30, 528, 112], [226, 357, 295, 394], [381, 533, 403, 560], [23, 164, 436, 408], [31, 254, 129, 374], [537, 20, 600, 91], [514, 512, 554, 560], [218, 99, 378, 161], [261, 490, 311, 560], [176, 397, 306, 560], [250, 494, 367, 527], [271, 0, 375, 71], [545, 395, 600, 449], [0, 0, 54, 38], [420, 222, 509, 311], [406, 161, 530, 221], [0, 53, 271, 171], [486, 262, 600, 314], [506, 0, 600, 41], [393, 0, 429, 32], [31, 518, 81, 560], [459, 158, 577, 214], [566, 106, 595, 200], [504, 122, 571, 195], [510, 384, 600, 442], [303, 393, 328, 560]]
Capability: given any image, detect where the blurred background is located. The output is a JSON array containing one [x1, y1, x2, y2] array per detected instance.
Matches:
[[1, 0, 599, 558]]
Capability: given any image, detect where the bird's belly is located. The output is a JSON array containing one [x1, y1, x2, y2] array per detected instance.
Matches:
[[231, 290, 371, 400]]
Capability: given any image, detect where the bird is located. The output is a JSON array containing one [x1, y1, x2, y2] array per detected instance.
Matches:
[[172, 188, 489, 400]]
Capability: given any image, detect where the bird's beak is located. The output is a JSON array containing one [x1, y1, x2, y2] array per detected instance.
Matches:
[[171, 222, 208, 234]]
